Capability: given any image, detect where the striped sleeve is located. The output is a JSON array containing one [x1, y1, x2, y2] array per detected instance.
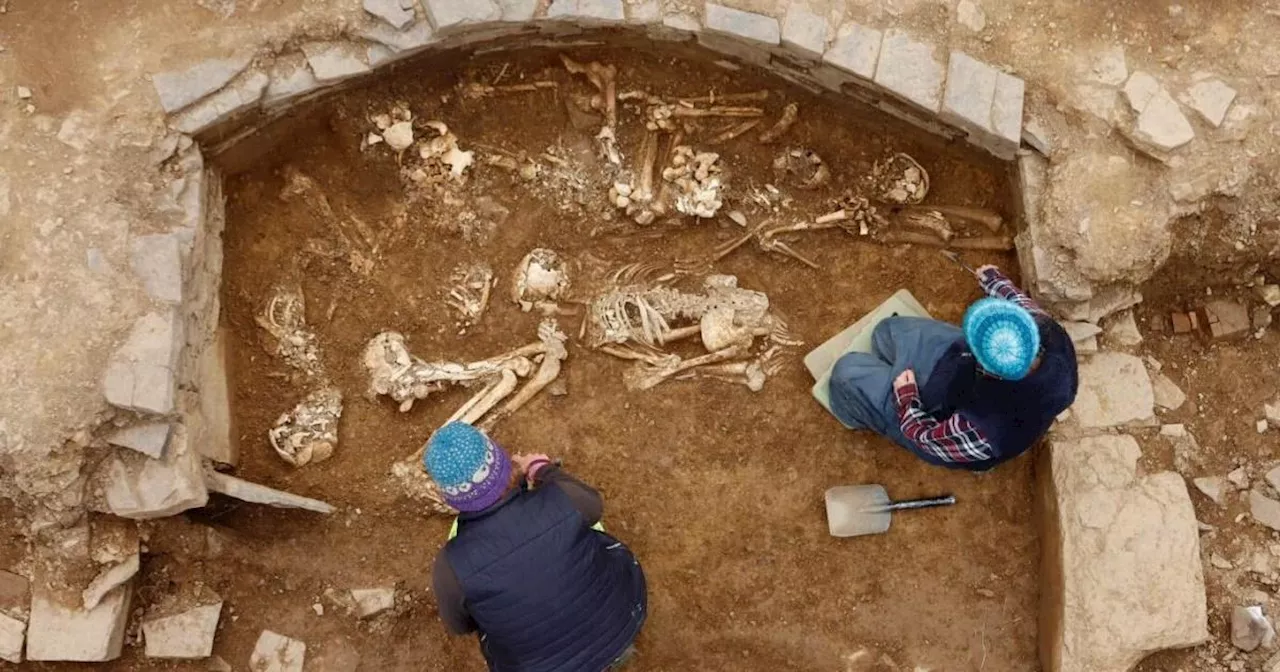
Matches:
[[893, 382, 993, 463], [978, 268, 1046, 317]]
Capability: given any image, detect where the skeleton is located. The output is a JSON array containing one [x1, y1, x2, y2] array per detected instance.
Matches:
[[445, 262, 495, 326], [269, 387, 343, 467], [511, 248, 571, 311], [585, 274, 801, 391], [255, 285, 323, 377], [561, 55, 621, 166]]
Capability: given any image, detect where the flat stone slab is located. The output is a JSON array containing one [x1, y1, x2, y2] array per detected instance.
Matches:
[[1183, 76, 1236, 127], [264, 54, 321, 106], [172, 70, 269, 135], [142, 602, 222, 659], [363, 0, 414, 28], [1124, 71, 1194, 154], [102, 309, 183, 415], [0, 571, 30, 616], [1040, 435, 1207, 672], [152, 55, 252, 113], [1251, 491, 1280, 532], [301, 42, 371, 83], [26, 584, 133, 662], [422, 0, 500, 31], [1192, 476, 1225, 505], [204, 470, 335, 514], [130, 233, 183, 304], [357, 20, 435, 55], [1151, 371, 1186, 411], [0, 612, 23, 663], [704, 3, 779, 45], [1072, 352, 1155, 428], [548, 0, 625, 22], [822, 22, 881, 79], [105, 422, 172, 459], [100, 425, 208, 520], [874, 30, 944, 112], [781, 4, 828, 59], [250, 630, 306, 672]]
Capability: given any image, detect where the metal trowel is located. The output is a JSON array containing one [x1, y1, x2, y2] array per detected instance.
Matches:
[[824, 484, 956, 537]]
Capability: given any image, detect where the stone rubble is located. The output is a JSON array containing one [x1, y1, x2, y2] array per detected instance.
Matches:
[[141, 601, 222, 659], [1267, 402, 1280, 427], [1227, 467, 1250, 490], [1232, 605, 1275, 652], [26, 584, 133, 662], [1104, 311, 1142, 346], [1193, 477, 1226, 506], [250, 630, 306, 672], [1040, 434, 1207, 672], [1183, 76, 1237, 128], [1267, 466, 1280, 493], [350, 588, 395, 618], [1259, 285, 1280, 308], [1204, 300, 1251, 341], [82, 554, 140, 610], [1251, 491, 1280, 533], [203, 469, 336, 514], [1071, 353, 1155, 428], [105, 422, 173, 460], [955, 0, 986, 32]]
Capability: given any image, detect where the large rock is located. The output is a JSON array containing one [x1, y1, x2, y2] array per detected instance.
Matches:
[[97, 424, 208, 519], [142, 602, 222, 658], [1039, 435, 1207, 672], [26, 584, 133, 661], [1072, 353, 1155, 428]]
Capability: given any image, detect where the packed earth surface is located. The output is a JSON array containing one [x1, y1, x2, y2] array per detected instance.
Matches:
[[3, 0, 1280, 671]]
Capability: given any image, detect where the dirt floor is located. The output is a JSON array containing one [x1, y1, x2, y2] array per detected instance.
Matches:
[[79, 45, 1033, 671]]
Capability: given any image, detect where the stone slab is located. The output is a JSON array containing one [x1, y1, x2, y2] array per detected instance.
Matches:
[[130, 233, 184, 304], [940, 51, 1022, 159], [1124, 72, 1194, 154], [548, 0, 624, 22], [1184, 77, 1235, 128], [142, 602, 222, 659], [26, 584, 133, 661], [822, 22, 881, 79], [203, 470, 335, 514], [0, 612, 23, 663], [991, 71, 1025, 154], [497, 0, 537, 21], [422, 0, 501, 31], [301, 42, 371, 83], [264, 54, 322, 106], [101, 425, 209, 520], [363, 0, 414, 28], [0, 571, 29, 616], [1039, 435, 1207, 672], [102, 309, 183, 415], [1151, 371, 1186, 411], [193, 329, 237, 465], [874, 30, 944, 112], [1204, 300, 1250, 341], [83, 554, 140, 610], [704, 3, 780, 45], [357, 20, 435, 55], [1072, 352, 1155, 428], [172, 70, 268, 134], [250, 630, 306, 672], [1251, 491, 1280, 532], [1192, 476, 1224, 505], [105, 422, 172, 459], [626, 0, 660, 24], [152, 55, 252, 113], [781, 4, 828, 59]]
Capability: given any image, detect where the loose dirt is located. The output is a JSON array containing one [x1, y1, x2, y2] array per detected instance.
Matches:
[[82, 44, 1033, 671]]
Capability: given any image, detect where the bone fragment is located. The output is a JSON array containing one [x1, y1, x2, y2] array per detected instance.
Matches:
[[671, 106, 763, 119], [677, 90, 770, 105], [880, 230, 1014, 251], [450, 369, 520, 425], [710, 118, 762, 144], [624, 344, 749, 391], [903, 204, 1003, 232], [759, 102, 799, 144]]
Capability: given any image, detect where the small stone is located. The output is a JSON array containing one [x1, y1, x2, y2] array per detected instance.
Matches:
[[1210, 552, 1234, 570], [822, 22, 882, 80], [1151, 372, 1187, 411], [1204, 301, 1251, 341], [1265, 466, 1280, 493], [26, 584, 133, 661], [250, 630, 306, 672], [1252, 491, 1280, 532], [1259, 285, 1280, 307], [1022, 117, 1052, 155], [1088, 45, 1128, 86], [15, 85, 31, 99], [421, 0, 500, 31], [704, 3, 780, 45], [0, 612, 23, 663], [300, 42, 370, 83], [152, 55, 253, 114], [1161, 423, 1186, 437], [1254, 306, 1273, 332], [311, 603, 324, 616], [203, 470, 335, 514], [955, 0, 986, 32], [208, 655, 233, 672], [874, 30, 945, 112], [1233, 605, 1275, 652], [1193, 477, 1225, 505], [142, 602, 222, 659], [83, 555, 140, 610], [130, 233, 184, 304], [1261, 420, 1271, 434], [363, 0, 414, 28], [1267, 402, 1280, 427], [781, 4, 829, 59], [1228, 467, 1250, 490], [1105, 311, 1143, 346], [1184, 77, 1236, 128], [350, 588, 395, 618], [381, 121, 414, 152]]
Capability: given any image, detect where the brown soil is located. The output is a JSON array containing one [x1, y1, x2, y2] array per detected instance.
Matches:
[[86, 44, 1033, 670]]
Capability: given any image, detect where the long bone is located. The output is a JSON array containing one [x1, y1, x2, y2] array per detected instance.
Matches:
[[623, 343, 750, 391]]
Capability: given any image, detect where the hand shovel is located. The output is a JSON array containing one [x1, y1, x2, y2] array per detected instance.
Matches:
[[824, 484, 956, 537]]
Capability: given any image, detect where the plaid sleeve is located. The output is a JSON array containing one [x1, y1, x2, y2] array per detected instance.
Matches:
[[978, 268, 1046, 317], [893, 382, 993, 463]]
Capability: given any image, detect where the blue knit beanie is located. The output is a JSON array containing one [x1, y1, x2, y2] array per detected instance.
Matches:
[[962, 298, 1040, 380], [423, 421, 512, 513]]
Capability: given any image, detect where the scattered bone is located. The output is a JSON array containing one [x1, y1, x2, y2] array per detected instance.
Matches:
[[445, 262, 494, 326], [870, 153, 929, 204], [903, 204, 1003, 233], [609, 130, 663, 225], [561, 55, 620, 165], [896, 209, 954, 241], [880, 230, 1014, 251], [479, 320, 569, 430], [256, 285, 323, 377], [663, 146, 724, 219], [748, 200, 886, 268], [459, 81, 556, 100], [511, 248, 570, 310], [645, 102, 764, 132], [390, 458, 456, 515], [268, 387, 342, 467], [418, 121, 474, 181], [382, 121, 414, 153], [772, 148, 830, 190], [759, 102, 799, 143]]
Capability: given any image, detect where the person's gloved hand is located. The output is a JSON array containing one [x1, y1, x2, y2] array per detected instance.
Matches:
[[975, 264, 999, 280], [512, 453, 553, 483], [892, 369, 916, 393]]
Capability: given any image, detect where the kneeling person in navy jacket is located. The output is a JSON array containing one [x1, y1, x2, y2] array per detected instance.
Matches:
[[426, 421, 647, 672]]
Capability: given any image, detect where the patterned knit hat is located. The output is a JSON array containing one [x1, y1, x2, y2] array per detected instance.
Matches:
[[423, 421, 513, 513], [962, 298, 1040, 381]]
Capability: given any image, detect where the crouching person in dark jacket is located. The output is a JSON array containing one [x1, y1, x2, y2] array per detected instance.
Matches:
[[425, 421, 647, 672]]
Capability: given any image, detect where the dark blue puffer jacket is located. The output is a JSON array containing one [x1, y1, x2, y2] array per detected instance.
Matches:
[[445, 485, 647, 672]]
